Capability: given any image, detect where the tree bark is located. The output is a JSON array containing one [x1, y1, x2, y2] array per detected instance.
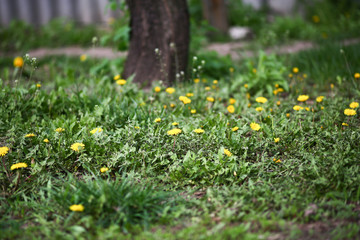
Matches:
[[123, 0, 190, 86], [202, 0, 228, 34]]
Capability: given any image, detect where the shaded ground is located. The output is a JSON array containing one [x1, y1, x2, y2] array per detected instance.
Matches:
[[3, 38, 359, 60]]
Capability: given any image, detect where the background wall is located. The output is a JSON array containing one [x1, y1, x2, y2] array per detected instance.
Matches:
[[0, 0, 120, 26]]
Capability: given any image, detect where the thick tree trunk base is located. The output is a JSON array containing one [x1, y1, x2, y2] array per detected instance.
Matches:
[[123, 0, 189, 86]]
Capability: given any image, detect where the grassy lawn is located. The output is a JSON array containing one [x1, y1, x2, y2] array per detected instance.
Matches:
[[1, 1, 360, 238], [1, 39, 359, 239]]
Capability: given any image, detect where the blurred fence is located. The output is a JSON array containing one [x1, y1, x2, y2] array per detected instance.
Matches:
[[0, 0, 120, 26]]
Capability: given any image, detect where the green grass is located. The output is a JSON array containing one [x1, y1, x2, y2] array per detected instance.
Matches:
[[1, 41, 359, 239]]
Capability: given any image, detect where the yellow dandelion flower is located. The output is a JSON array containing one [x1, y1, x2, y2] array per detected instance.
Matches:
[[312, 15, 320, 23], [25, 133, 36, 138], [293, 67, 299, 73], [163, 105, 167, 109], [305, 107, 310, 111], [167, 128, 182, 136], [155, 118, 161, 123], [206, 97, 215, 102], [229, 98, 236, 105], [229, 67, 234, 73], [186, 93, 194, 97], [179, 96, 191, 104], [224, 148, 232, 157], [344, 109, 356, 116], [166, 87, 175, 94], [342, 123, 349, 126], [70, 143, 85, 152], [255, 107, 263, 112], [205, 86, 211, 91], [43, 139, 49, 143], [154, 87, 161, 93], [13, 56, 24, 68], [202, 78, 207, 83], [288, 73, 293, 78], [244, 84, 248, 88], [0, 146, 10, 156], [170, 103, 175, 108], [256, 97, 268, 104], [116, 79, 127, 85], [354, 73, 360, 79], [248, 103, 251, 108], [10, 162, 28, 170], [36, 83, 41, 88], [250, 122, 261, 131], [213, 80, 218, 84], [55, 128, 65, 133], [246, 93, 250, 99], [80, 54, 87, 62], [330, 84, 334, 89], [252, 68, 257, 74], [321, 106, 324, 110], [274, 138, 280, 143], [286, 113, 290, 118], [100, 167, 109, 173], [193, 129, 204, 134], [69, 204, 84, 212], [303, 74, 307, 78], [349, 102, 359, 109], [232, 127, 239, 132], [191, 109, 196, 114], [172, 122, 179, 126], [316, 96, 324, 103], [135, 126, 140, 129], [90, 128, 103, 134], [227, 105, 235, 113], [293, 105, 304, 111], [275, 84, 279, 88], [276, 101, 281, 106], [113, 75, 121, 81], [194, 78, 200, 83], [297, 95, 309, 102]]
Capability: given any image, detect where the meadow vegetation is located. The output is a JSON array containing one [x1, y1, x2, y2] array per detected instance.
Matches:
[[1, 1, 360, 239]]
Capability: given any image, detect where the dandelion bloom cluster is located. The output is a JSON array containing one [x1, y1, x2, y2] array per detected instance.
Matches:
[[250, 122, 261, 131], [224, 148, 232, 157], [70, 143, 85, 152], [10, 162, 28, 170], [134, 126, 140, 129], [25, 133, 36, 138], [0, 146, 9, 156], [166, 87, 175, 94], [255, 97, 268, 104], [349, 102, 359, 109], [232, 127, 239, 132], [193, 129, 204, 134], [55, 128, 65, 133], [227, 105, 235, 113], [69, 204, 84, 212], [116, 79, 127, 85], [155, 118, 161, 123], [293, 105, 304, 111], [206, 97, 215, 102], [90, 128, 103, 134], [297, 95, 309, 102], [344, 109, 356, 116], [13, 56, 24, 68], [316, 96, 324, 103], [167, 128, 182, 136], [273, 158, 281, 163], [229, 98, 236, 105], [179, 96, 191, 104], [100, 167, 109, 173]]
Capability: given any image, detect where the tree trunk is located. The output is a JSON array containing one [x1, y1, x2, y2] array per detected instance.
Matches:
[[202, 0, 228, 34], [123, 0, 190, 86]]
